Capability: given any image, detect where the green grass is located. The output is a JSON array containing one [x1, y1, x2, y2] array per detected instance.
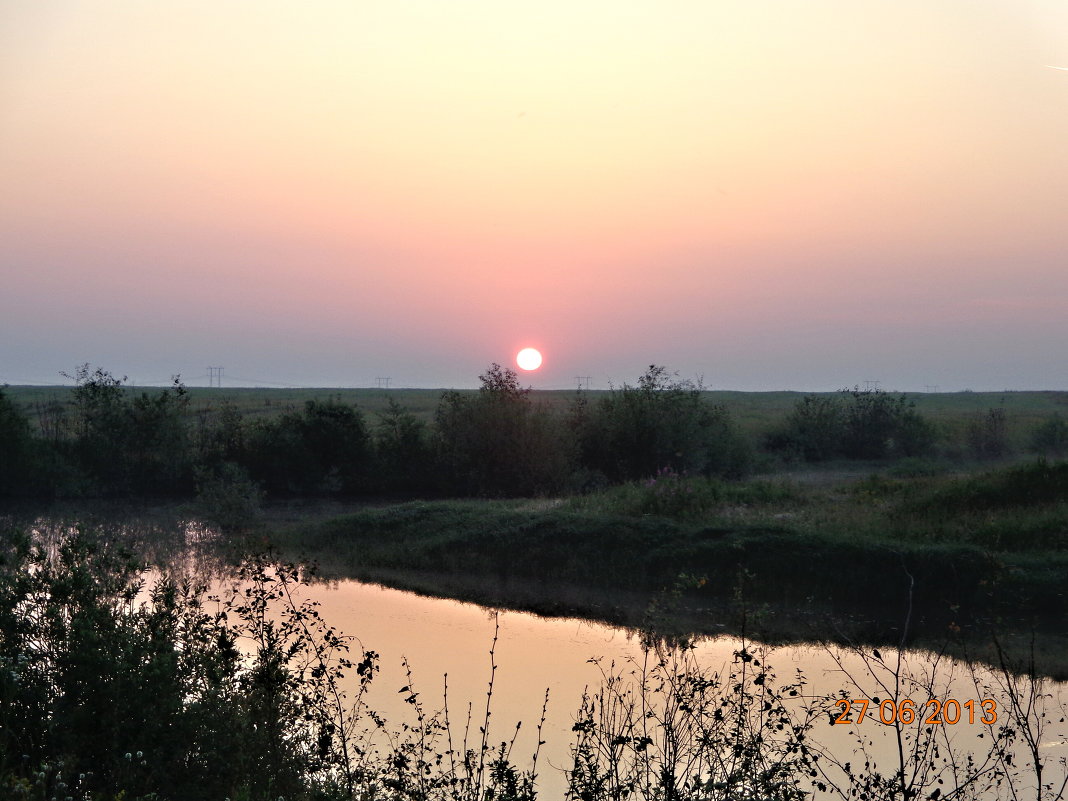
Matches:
[[267, 462, 1068, 650], [251, 458, 1068, 674], [8, 384, 1068, 432]]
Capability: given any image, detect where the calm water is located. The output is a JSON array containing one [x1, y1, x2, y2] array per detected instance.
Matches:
[[289, 575, 1068, 799]]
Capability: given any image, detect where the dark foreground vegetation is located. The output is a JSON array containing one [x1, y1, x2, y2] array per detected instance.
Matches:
[[2, 527, 1066, 801]]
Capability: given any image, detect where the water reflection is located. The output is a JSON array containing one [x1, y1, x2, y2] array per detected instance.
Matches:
[[278, 576, 1068, 799]]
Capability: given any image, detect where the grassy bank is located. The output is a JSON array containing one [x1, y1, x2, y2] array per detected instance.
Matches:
[[268, 461, 1068, 663]]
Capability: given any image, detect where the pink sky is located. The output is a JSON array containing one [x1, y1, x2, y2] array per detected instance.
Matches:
[[2, 1, 1067, 390]]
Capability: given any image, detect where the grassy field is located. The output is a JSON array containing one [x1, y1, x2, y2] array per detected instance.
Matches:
[[8, 384, 1068, 442]]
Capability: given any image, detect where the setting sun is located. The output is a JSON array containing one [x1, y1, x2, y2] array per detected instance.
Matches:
[[516, 347, 543, 371]]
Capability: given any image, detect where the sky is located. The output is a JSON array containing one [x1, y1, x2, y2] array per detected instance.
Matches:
[[2, 1, 1067, 391]]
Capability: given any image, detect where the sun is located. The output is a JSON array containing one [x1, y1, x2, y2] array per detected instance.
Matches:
[[516, 347, 543, 371]]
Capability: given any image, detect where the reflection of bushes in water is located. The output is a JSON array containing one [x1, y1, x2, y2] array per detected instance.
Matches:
[[2, 529, 1065, 801], [193, 461, 264, 531]]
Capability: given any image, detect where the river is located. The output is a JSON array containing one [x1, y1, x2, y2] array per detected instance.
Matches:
[[276, 570, 1068, 799]]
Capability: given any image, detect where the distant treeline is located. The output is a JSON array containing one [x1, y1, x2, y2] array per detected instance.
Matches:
[[2, 363, 1068, 505]]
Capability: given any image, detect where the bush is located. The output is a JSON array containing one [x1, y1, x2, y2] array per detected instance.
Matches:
[[373, 398, 435, 494], [0, 528, 381, 801], [63, 365, 193, 496], [193, 461, 264, 531], [434, 364, 574, 496], [244, 398, 371, 495], [1029, 414, 1068, 457], [775, 394, 843, 461], [770, 388, 934, 462], [0, 387, 43, 497], [966, 407, 1011, 460], [193, 399, 247, 468], [575, 365, 751, 481]]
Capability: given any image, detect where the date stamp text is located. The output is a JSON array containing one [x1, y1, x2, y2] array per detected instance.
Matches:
[[833, 698, 998, 725]]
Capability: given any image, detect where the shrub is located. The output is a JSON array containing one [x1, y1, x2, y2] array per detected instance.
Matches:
[[0, 387, 41, 497], [373, 398, 435, 494], [434, 364, 574, 496], [841, 387, 933, 460], [193, 399, 247, 468], [245, 397, 371, 495], [776, 394, 844, 461], [1029, 414, 1068, 457], [193, 461, 264, 531], [771, 388, 934, 462], [966, 407, 1011, 460], [63, 365, 193, 495], [575, 365, 751, 481]]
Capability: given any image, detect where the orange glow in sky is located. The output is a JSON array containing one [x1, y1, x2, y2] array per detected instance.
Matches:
[[2, 1, 1067, 389]]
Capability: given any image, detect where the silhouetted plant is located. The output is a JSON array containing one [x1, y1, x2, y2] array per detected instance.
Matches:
[[435, 364, 574, 496], [0, 387, 42, 497], [374, 397, 435, 494], [974, 636, 1068, 801], [771, 388, 934, 462], [576, 365, 750, 482], [367, 617, 545, 800], [567, 643, 818, 801], [58, 365, 193, 495], [966, 407, 1011, 460], [245, 397, 371, 495], [1029, 414, 1068, 458], [0, 527, 383, 800]]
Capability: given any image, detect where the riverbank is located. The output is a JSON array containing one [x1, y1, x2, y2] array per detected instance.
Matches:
[[266, 460, 1068, 676], [5, 458, 1066, 675]]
